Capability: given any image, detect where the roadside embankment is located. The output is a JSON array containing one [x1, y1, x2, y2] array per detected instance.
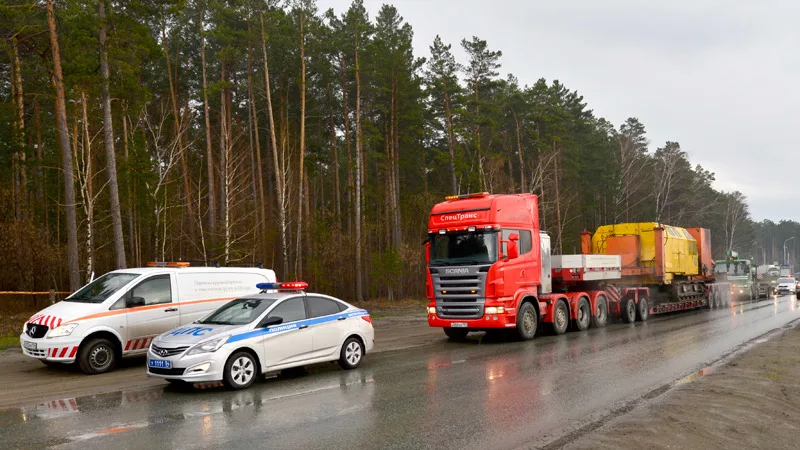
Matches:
[[561, 322, 800, 450]]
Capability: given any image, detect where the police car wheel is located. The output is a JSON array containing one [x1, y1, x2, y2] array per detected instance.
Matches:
[[223, 352, 258, 390], [78, 338, 117, 375], [338, 337, 364, 370]]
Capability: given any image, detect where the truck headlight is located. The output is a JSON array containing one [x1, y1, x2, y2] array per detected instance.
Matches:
[[427, 307, 436, 315], [485, 306, 505, 315], [47, 323, 78, 338], [185, 336, 229, 356]]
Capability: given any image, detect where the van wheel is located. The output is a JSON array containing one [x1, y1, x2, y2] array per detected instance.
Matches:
[[78, 338, 118, 375], [551, 301, 569, 335], [574, 298, 591, 331], [223, 351, 257, 390], [515, 302, 538, 341], [591, 296, 608, 328], [338, 337, 364, 370]]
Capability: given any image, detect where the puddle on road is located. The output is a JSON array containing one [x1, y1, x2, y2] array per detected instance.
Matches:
[[675, 367, 713, 385]]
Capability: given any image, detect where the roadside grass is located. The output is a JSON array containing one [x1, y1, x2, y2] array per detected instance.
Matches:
[[352, 298, 427, 318], [0, 333, 19, 350]]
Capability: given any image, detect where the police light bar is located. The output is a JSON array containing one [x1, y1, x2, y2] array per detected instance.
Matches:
[[256, 281, 309, 291], [444, 192, 489, 201], [147, 261, 191, 267]]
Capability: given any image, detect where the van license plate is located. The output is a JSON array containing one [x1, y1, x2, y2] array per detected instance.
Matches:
[[450, 323, 468, 328], [149, 359, 171, 369], [23, 341, 37, 351]]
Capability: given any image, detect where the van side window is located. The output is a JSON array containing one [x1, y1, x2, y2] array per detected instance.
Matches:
[[501, 229, 533, 255], [130, 275, 172, 306]]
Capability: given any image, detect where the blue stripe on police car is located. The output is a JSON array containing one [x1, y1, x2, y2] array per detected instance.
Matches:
[[226, 309, 369, 344]]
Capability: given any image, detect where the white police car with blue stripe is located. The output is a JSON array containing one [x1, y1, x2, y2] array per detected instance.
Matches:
[[146, 282, 374, 390]]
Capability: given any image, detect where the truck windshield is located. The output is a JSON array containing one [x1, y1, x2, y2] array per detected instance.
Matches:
[[430, 231, 498, 266], [65, 272, 138, 304], [714, 261, 749, 275], [197, 298, 277, 325]]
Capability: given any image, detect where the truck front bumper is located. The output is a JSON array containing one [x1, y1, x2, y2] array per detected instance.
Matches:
[[428, 312, 517, 329]]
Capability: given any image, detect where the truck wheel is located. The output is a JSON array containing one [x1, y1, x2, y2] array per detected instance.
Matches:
[[551, 300, 569, 335], [574, 298, 591, 331], [637, 297, 649, 322], [223, 351, 258, 390], [515, 302, 538, 341], [444, 328, 469, 341], [78, 338, 118, 375], [591, 296, 608, 328], [621, 298, 636, 324]]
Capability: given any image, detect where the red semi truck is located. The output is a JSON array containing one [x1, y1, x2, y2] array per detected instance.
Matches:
[[424, 192, 728, 341]]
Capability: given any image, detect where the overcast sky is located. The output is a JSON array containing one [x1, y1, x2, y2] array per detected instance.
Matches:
[[317, 0, 800, 223]]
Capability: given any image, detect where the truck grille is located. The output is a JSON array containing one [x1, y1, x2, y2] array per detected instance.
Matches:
[[430, 266, 488, 319]]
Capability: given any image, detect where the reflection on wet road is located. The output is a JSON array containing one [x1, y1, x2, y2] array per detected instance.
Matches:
[[2, 296, 799, 449]]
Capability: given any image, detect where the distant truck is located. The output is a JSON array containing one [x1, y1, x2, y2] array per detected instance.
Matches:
[[714, 251, 755, 300], [755, 264, 780, 297], [780, 264, 793, 277]]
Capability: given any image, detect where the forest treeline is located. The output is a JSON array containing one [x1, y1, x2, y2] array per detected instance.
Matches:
[[0, 0, 794, 301]]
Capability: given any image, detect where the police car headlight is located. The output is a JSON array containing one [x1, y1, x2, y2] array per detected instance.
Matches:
[[47, 323, 78, 338], [185, 336, 229, 356]]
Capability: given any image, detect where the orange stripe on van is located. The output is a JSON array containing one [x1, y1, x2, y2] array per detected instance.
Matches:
[[71, 296, 237, 323]]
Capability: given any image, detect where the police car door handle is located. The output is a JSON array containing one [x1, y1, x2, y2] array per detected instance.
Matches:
[[337, 317, 346, 321], [299, 324, 308, 329], [165, 307, 178, 312]]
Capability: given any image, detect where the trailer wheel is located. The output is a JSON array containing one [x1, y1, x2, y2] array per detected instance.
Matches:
[[574, 298, 591, 331], [514, 302, 538, 341], [621, 298, 636, 324], [591, 296, 608, 328], [443, 328, 469, 341], [637, 297, 649, 322], [551, 300, 569, 335]]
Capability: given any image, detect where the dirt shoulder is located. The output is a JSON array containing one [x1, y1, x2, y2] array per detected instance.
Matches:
[[560, 323, 800, 450], [0, 312, 440, 410]]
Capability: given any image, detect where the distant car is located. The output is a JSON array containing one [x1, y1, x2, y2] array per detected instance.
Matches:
[[775, 277, 797, 296], [146, 282, 374, 390]]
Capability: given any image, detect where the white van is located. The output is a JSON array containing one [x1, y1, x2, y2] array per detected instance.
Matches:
[[20, 264, 276, 374]]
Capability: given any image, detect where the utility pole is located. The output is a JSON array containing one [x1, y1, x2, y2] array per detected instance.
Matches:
[[783, 237, 795, 265]]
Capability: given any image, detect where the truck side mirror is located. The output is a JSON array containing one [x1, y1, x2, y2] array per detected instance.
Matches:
[[507, 233, 520, 260]]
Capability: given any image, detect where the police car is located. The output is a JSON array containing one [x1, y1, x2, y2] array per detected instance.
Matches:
[[146, 282, 374, 390]]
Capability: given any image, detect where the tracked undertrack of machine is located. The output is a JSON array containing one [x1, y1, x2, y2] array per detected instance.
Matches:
[[666, 281, 707, 302]]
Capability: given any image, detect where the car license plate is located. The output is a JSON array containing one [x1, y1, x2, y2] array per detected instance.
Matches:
[[23, 341, 37, 351], [450, 322, 468, 328], [149, 359, 171, 369]]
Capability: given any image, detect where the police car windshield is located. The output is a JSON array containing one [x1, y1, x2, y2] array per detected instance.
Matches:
[[197, 298, 277, 325], [65, 272, 138, 303], [778, 278, 794, 284]]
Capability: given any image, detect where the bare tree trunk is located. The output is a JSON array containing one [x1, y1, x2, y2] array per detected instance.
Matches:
[[34, 97, 44, 204], [391, 78, 401, 250], [122, 111, 135, 262], [443, 91, 458, 194], [295, 9, 307, 277], [80, 92, 94, 282], [328, 83, 341, 222], [513, 110, 525, 192], [354, 23, 364, 302], [98, 0, 126, 269], [339, 59, 354, 236], [260, 13, 288, 278], [46, 0, 80, 290], [553, 140, 563, 254], [199, 11, 216, 241], [162, 26, 195, 244], [247, 38, 267, 263], [11, 37, 27, 217]]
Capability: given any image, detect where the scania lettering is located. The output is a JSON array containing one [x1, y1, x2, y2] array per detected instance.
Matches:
[[20, 263, 276, 374]]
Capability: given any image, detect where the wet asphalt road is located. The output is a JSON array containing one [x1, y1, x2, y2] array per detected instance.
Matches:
[[2, 295, 800, 450]]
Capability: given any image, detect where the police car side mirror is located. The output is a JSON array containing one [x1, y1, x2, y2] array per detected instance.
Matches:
[[259, 316, 283, 328], [127, 296, 145, 308]]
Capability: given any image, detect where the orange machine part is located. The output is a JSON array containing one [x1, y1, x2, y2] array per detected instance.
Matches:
[[581, 230, 592, 254], [606, 235, 641, 275], [687, 227, 713, 279]]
